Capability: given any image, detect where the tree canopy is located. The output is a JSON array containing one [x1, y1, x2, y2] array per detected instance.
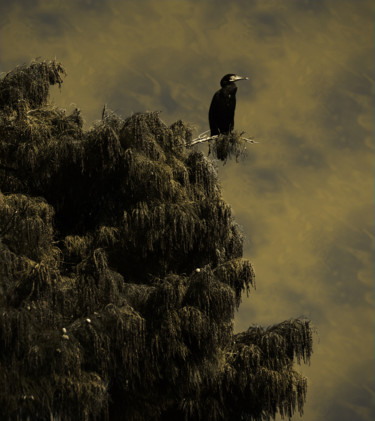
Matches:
[[0, 60, 313, 421]]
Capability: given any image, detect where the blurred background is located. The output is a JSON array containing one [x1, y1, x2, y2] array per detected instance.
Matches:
[[0, 0, 373, 420]]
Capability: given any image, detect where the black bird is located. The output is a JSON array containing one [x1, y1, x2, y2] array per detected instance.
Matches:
[[209, 73, 248, 136]]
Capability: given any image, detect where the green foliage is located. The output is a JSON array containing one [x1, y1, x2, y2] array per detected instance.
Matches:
[[0, 60, 313, 420]]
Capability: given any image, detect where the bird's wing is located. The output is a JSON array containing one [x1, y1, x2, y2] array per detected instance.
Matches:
[[209, 91, 221, 134]]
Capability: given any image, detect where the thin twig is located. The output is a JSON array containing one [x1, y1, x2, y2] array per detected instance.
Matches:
[[242, 137, 259, 144]]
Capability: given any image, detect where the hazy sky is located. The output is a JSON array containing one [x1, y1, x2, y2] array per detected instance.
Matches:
[[0, 0, 373, 420]]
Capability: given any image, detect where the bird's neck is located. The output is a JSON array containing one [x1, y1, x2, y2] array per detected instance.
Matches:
[[222, 83, 237, 94]]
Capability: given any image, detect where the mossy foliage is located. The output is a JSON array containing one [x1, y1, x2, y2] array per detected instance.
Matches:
[[0, 60, 312, 421]]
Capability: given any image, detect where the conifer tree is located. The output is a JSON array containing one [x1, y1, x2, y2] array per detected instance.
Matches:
[[0, 60, 313, 421]]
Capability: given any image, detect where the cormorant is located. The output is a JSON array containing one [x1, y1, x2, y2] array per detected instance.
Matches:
[[209, 74, 248, 136]]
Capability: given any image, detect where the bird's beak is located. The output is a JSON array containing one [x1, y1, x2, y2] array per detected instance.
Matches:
[[232, 75, 249, 82]]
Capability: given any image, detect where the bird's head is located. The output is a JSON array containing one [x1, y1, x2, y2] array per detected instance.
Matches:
[[220, 73, 248, 87]]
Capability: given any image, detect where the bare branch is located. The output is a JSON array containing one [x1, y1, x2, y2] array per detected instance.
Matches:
[[188, 133, 218, 147], [187, 131, 259, 147]]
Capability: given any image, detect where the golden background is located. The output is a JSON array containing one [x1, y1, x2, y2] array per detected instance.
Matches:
[[1, 0, 373, 419]]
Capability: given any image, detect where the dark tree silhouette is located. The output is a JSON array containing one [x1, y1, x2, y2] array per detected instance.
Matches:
[[0, 60, 313, 421]]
